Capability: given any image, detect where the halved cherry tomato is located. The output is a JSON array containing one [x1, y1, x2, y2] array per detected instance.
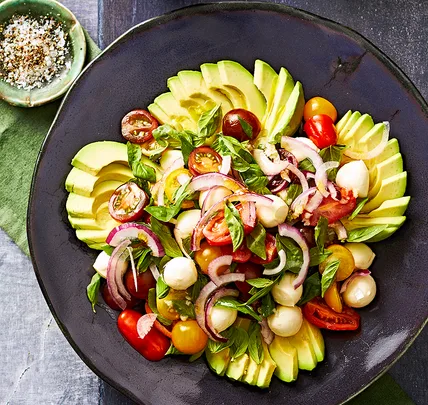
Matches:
[[156, 290, 188, 321], [303, 114, 337, 149], [164, 168, 194, 209], [141, 138, 167, 157], [221, 243, 252, 263], [124, 269, 156, 299], [121, 110, 159, 144], [188, 146, 222, 176], [194, 241, 224, 274], [319, 244, 355, 281], [171, 320, 208, 354], [234, 262, 264, 301], [250, 233, 278, 264], [101, 283, 140, 311], [222, 109, 261, 141], [303, 297, 360, 331], [117, 309, 170, 361], [324, 282, 343, 313], [303, 97, 338, 122], [109, 181, 148, 222]]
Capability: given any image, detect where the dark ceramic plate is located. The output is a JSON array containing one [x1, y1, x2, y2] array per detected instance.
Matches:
[[27, 3, 428, 405]]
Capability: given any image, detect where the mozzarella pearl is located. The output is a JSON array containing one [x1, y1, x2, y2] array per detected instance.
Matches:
[[160, 149, 184, 171], [210, 306, 238, 333], [93, 251, 110, 278], [343, 242, 375, 269], [175, 209, 201, 238], [163, 257, 198, 290], [199, 186, 232, 211], [293, 137, 320, 161], [255, 194, 289, 228], [271, 273, 303, 306], [335, 160, 369, 198], [342, 275, 377, 308], [267, 305, 303, 337]]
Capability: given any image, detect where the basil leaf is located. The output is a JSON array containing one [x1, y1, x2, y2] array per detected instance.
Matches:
[[212, 135, 253, 172], [147, 288, 172, 326], [102, 246, 114, 255], [248, 323, 264, 365], [276, 234, 303, 273], [127, 142, 156, 182], [178, 134, 194, 165], [346, 225, 388, 242], [298, 158, 316, 173], [244, 275, 281, 306], [261, 293, 275, 317], [150, 217, 183, 258], [189, 349, 205, 362], [156, 275, 170, 299], [315, 216, 328, 253], [207, 328, 235, 354], [215, 297, 262, 321], [348, 197, 369, 220], [158, 255, 172, 270], [224, 202, 244, 251], [246, 223, 267, 259], [246, 278, 274, 289], [136, 248, 151, 272], [240, 163, 269, 194], [230, 327, 249, 360], [191, 274, 209, 302], [284, 183, 303, 206], [86, 273, 101, 313], [181, 236, 193, 258], [297, 272, 321, 306], [166, 344, 185, 356], [198, 105, 222, 139], [309, 246, 332, 266], [238, 117, 253, 139], [321, 260, 340, 297], [172, 299, 196, 319], [152, 124, 182, 148], [319, 145, 346, 181]]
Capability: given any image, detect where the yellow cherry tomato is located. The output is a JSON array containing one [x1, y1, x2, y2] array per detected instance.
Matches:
[[164, 168, 194, 209], [194, 241, 224, 274], [303, 97, 338, 123], [156, 289, 188, 321], [171, 320, 208, 354], [324, 282, 343, 313], [319, 244, 355, 281]]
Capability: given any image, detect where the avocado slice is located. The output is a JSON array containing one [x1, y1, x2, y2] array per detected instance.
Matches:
[[256, 342, 277, 388], [87, 242, 109, 251], [302, 319, 325, 362], [359, 122, 386, 151], [270, 81, 305, 142], [241, 356, 260, 385], [367, 196, 410, 217], [362, 171, 407, 213], [76, 228, 112, 245], [368, 153, 403, 199], [71, 141, 128, 176], [364, 225, 400, 242], [226, 353, 250, 381], [364, 138, 400, 169], [288, 323, 318, 371], [69, 202, 120, 231], [254, 60, 278, 121], [343, 215, 406, 228], [205, 348, 231, 376], [147, 103, 174, 126], [340, 113, 374, 145], [269, 336, 299, 383], [337, 111, 361, 140], [335, 110, 352, 134]]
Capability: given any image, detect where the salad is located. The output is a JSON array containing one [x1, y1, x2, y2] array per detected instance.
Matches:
[[65, 60, 409, 387]]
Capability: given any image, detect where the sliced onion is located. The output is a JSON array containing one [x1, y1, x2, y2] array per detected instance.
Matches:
[[305, 190, 324, 213], [195, 273, 245, 341], [191, 193, 273, 251], [201, 186, 220, 215], [344, 122, 389, 160], [208, 255, 233, 285], [305, 172, 315, 180], [263, 250, 287, 276], [219, 155, 231, 174], [290, 187, 317, 213], [177, 173, 191, 185], [270, 179, 288, 194], [286, 163, 309, 192], [144, 302, 172, 338], [327, 181, 339, 200], [149, 263, 160, 281], [259, 318, 274, 345], [154, 158, 183, 206], [278, 223, 310, 289], [189, 173, 246, 193], [106, 223, 165, 257], [106, 240, 132, 310], [136, 313, 157, 339], [340, 270, 371, 293], [329, 221, 348, 241], [315, 161, 339, 197], [281, 137, 323, 168], [127, 247, 138, 292], [205, 288, 239, 342], [253, 149, 289, 175]]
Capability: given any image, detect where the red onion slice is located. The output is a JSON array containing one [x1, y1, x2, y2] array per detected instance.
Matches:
[[290, 186, 317, 213], [201, 186, 220, 215], [281, 137, 323, 168], [286, 163, 309, 192], [305, 190, 324, 213], [106, 223, 165, 257], [127, 247, 138, 292], [315, 161, 339, 197], [208, 255, 233, 285], [278, 223, 310, 289], [340, 270, 371, 293], [219, 155, 232, 175], [136, 313, 157, 339], [149, 263, 160, 281], [327, 181, 339, 200], [253, 149, 289, 175], [189, 173, 246, 193], [263, 250, 287, 276], [329, 221, 348, 241], [259, 318, 274, 345]]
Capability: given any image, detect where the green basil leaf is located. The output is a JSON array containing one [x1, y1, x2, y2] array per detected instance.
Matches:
[[156, 275, 170, 299], [309, 246, 332, 266], [152, 124, 181, 148], [212, 135, 253, 172], [147, 288, 172, 326], [86, 273, 101, 313], [215, 297, 262, 321], [261, 293, 275, 317], [284, 183, 303, 206], [102, 245, 114, 255], [348, 197, 369, 220], [172, 299, 196, 319], [191, 274, 209, 302], [136, 248, 151, 272], [178, 134, 194, 165], [248, 323, 264, 365], [297, 272, 321, 306], [150, 217, 183, 257], [321, 260, 340, 297], [246, 278, 274, 289], [238, 117, 253, 139], [131, 161, 156, 183], [246, 223, 267, 259], [276, 234, 303, 273], [181, 236, 194, 258], [315, 216, 328, 253], [198, 105, 222, 138], [207, 328, 235, 354], [189, 349, 205, 362], [346, 225, 388, 242], [166, 344, 185, 356], [158, 255, 172, 270], [230, 327, 249, 360], [240, 163, 269, 194], [298, 158, 316, 173], [224, 202, 244, 251], [319, 145, 346, 181], [244, 275, 281, 306]]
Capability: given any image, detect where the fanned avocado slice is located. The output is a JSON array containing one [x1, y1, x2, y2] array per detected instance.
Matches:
[[205, 348, 231, 376], [367, 196, 410, 217], [242, 356, 260, 385], [226, 353, 250, 381], [269, 335, 299, 383], [337, 111, 362, 140], [359, 122, 386, 150], [256, 342, 277, 388], [364, 138, 400, 169], [340, 113, 374, 145], [254, 59, 278, 122], [336, 110, 352, 134], [368, 153, 403, 199]]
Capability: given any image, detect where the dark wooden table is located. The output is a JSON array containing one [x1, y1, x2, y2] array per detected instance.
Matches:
[[1, 1, 426, 404]]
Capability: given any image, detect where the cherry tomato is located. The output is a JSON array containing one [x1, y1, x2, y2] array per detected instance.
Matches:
[[141, 138, 166, 157], [164, 168, 194, 209], [303, 97, 338, 122], [319, 244, 355, 281], [117, 309, 170, 361], [194, 241, 224, 274], [250, 233, 278, 264], [295, 224, 316, 248], [121, 110, 159, 144], [222, 109, 261, 141], [303, 297, 360, 331], [124, 269, 156, 299], [234, 262, 264, 301], [188, 146, 222, 176], [324, 282, 343, 313], [156, 290, 188, 321], [171, 320, 208, 354], [221, 243, 252, 263], [101, 283, 140, 311], [303, 114, 337, 149], [109, 181, 148, 223]]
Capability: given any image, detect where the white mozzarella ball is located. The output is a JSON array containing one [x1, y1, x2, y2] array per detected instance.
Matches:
[[175, 209, 201, 238], [210, 306, 238, 333], [163, 257, 198, 290], [255, 194, 289, 228], [293, 137, 320, 161], [342, 275, 377, 308], [93, 251, 110, 278], [343, 242, 375, 269], [267, 305, 303, 337], [271, 273, 303, 306], [160, 149, 184, 171], [335, 160, 369, 198], [199, 186, 232, 211]]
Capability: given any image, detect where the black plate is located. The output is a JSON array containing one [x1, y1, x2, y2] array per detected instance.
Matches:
[[28, 3, 428, 405]]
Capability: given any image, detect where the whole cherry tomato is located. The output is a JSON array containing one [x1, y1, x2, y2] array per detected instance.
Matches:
[[303, 114, 337, 149], [101, 283, 140, 311], [117, 309, 170, 361], [121, 110, 158, 143], [171, 320, 208, 354], [188, 146, 222, 176], [124, 269, 156, 299], [108, 181, 148, 223], [194, 241, 224, 274], [222, 109, 261, 141], [303, 97, 338, 122]]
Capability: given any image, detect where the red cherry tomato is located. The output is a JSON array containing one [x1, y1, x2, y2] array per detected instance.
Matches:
[[222, 109, 261, 141], [250, 233, 278, 264], [117, 310, 170, 361], [234, 262, 264, 301], [188, 146, 222, 176], [121, 109, 159, 144], [101, 283, 140, 311], [221, 243, 252, 263], [303, 297, 360, 331], [124, 269, 156, 300], [303, 114, 337, 149], [109, 181, 148, 223]]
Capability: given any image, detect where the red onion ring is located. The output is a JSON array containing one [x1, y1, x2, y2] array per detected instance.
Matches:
[[305, 190, 324, 213], [281, 137, 323, 168], [327, 181, 339, 200], [136, 313, 157, 339], [315, 161, 339, 197], [189, 173, 246, 193], [149, 263, 160, 281], [290, 187, 317, 213], [340, 270, 371, 293], [286, 163, 309, 192], [253, 149, 289, 175], [201, 186, 220, 215], [263, 250, 287, 276], [259, 318, 274, 345], [219, 155, 231, 175], [329, 221, 348, 241], [208, 255, 233, 285], [127, 247, 138, 292]]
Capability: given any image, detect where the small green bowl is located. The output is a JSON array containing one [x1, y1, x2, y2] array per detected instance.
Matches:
[[0, 0, 86, 107]]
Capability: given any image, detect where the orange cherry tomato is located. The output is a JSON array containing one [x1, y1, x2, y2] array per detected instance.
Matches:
[[303, 97, 338, 122], [171, 320, 208, 354]]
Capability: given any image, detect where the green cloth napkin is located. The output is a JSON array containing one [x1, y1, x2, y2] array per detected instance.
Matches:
[[0, 28, 414, 405]]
